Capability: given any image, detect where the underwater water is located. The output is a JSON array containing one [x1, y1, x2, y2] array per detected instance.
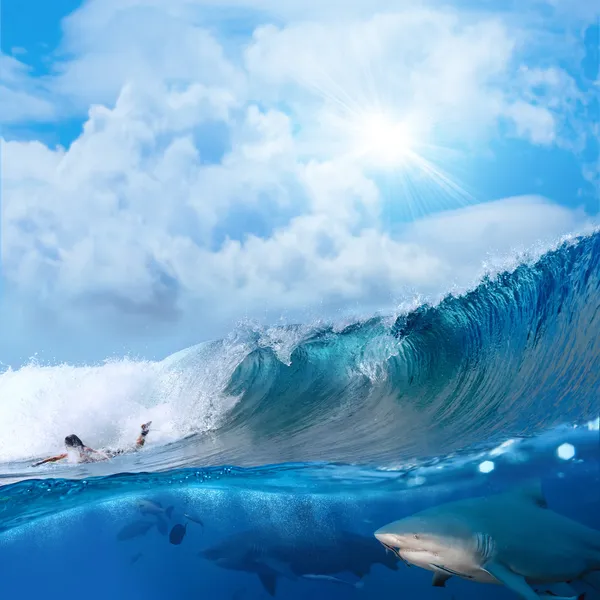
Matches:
[[1, 231, 599, 600]]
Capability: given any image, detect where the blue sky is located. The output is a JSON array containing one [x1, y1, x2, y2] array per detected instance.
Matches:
[[1, 0, 598, 367]]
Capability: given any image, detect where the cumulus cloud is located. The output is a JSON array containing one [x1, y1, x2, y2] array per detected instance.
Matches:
[[0, 0, 596, 363], [0, 54, 57, 124]]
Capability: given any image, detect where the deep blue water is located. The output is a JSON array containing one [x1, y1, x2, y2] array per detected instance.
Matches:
[[1, 231, 599, 599]]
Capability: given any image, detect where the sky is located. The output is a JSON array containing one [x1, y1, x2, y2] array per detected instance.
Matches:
[[0, 0, 598, 367]]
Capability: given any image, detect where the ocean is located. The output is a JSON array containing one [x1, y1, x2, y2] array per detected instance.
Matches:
[[1, 231, 599, 600]]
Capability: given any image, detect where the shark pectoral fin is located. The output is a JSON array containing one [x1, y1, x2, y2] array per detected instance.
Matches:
[[260, 558, 296, 580], [484, 562, 583, 600], [431, 571, 451, 588], [258, 573, 277, 597], [483, 561, 545, 600], [541, 583, 578, 596]]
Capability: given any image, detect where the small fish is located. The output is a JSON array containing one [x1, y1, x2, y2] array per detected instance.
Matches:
[[130, 552, 143, 565], [184, 513, 204, 529], [302, 574, 364, 589], [169, 523, 187, 545], [116, 520, 155, 541]]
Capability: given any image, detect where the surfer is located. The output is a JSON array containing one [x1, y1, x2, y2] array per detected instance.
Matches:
[[32, 422, 152, 466]]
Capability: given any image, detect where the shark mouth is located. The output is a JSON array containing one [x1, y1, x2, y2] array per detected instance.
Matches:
[[379, 543, 411, 567], [432, 564, 473, 579]]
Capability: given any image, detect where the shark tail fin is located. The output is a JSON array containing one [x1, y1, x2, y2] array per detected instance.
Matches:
[[165, 506, 174, 519]]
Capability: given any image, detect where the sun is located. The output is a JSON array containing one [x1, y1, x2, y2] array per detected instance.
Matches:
[[352, 111, 415, 168], [312, 102, 475, 216]]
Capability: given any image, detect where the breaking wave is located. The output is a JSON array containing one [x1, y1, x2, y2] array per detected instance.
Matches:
[[1, 231, 599, 474]]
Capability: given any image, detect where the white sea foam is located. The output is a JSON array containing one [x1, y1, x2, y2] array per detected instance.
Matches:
[[0, 340, 247, 463]]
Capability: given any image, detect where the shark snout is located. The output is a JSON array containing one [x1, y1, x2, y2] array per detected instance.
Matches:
[[374, 531, 400, 549]]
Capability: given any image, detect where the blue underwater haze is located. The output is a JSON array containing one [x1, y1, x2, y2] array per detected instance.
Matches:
[[1, 231, 599, 600]]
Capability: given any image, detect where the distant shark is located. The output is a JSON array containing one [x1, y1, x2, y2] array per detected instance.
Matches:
[[199, 528, 399, 595], [136, 499, 174, 535], [374, 483, 600, 600], [137, 499, 174, 520]]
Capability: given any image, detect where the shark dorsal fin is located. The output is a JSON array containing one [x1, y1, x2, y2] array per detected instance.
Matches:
[[510, 481, 547, 508]]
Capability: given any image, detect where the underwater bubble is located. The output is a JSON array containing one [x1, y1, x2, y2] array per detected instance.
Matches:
[[557, 443, 575, 460], [478, 461, 495, 474]]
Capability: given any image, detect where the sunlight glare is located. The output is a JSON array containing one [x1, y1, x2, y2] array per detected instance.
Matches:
[[355, 112, 415, 167]]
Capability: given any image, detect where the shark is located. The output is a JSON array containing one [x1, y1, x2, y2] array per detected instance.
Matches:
[[137, 499, 174, 520], [136, 499, 174, 536], [374, 483, 600, 600], [199, 528, 399, 595]]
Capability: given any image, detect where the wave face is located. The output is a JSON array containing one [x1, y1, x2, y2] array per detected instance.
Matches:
[[1, 232, 599, 474]]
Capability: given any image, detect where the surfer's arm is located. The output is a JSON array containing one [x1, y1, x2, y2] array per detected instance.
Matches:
[[135, 422, 152, 448], [32, 453, 67, 467]]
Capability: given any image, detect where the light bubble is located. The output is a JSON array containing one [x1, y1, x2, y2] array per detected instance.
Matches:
[[557, 443, 575, 460], [478, 460, 495, 474]]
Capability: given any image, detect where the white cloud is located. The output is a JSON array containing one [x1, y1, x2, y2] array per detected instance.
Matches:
[[2, 70, 591, 350], [502, 65, 587, 148], [55, 7, 247, 109], [2, 0, 591, 145], [242, 11, 521, 147], [1, 0, 596, 362], [504, 101, 556, 145], [0, 54, 57, 124]]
